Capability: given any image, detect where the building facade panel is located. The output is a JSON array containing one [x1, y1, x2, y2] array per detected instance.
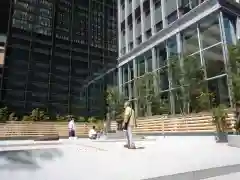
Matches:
[[0, 0, 117, 116], [115, 0, 240, 117]]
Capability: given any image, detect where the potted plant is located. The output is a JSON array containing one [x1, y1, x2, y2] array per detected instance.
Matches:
[[212, 104, 229, 143]]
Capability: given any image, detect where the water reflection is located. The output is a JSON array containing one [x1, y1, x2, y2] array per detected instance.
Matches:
[[0, 148, 62, 171]]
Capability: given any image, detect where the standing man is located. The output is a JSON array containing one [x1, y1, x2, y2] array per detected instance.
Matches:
[[68, 117, 76, 140], [123, 101, 137, 149]]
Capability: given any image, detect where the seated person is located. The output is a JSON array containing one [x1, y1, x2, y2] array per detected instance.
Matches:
[[96, 129, 103, 139], [88, 126, 97, 139]]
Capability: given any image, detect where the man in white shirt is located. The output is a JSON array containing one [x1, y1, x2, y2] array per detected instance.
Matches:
[[68, 118, 76, 140], [123, 101, 137, 149], [88, 126, 97, 139]]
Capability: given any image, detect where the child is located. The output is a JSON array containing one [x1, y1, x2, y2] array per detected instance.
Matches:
[[68, 118, 76, 140]]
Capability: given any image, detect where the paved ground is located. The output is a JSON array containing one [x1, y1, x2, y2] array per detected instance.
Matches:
[[0, 136, 240, 180]]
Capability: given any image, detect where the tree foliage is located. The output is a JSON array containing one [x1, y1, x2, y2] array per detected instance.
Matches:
[[0, 107, 9, 122], [135, 73, 156, 116], [106, 86, 125, 119], [135, 72, 170, 116], [212, 104, 229, 133], [228, 42, 240, 103], [169, 55, 207, 113], [22, 108, 49, 121]]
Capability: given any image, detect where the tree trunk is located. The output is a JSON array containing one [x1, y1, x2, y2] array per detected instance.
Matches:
[[147, 102, 152, 116], [106, 112, 111, 133]]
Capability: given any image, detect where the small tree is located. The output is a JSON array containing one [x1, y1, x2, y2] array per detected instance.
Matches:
[[76, 116, 86, 122], [228, 42, 240, 104], [169, 55, 205, 114], [212, 104, 229, 142], [8, 112, 18, 121], [195, 91, 214, 113], [135, 73, 156, 116], [0, 107, 8, 122], [106, 86, 125, 120], [23, 108, 49, 121], [55, 114, 67, 121], [228, 42, 240, 133], [151, 93, 170, 115], [88, 117, 97, 124]]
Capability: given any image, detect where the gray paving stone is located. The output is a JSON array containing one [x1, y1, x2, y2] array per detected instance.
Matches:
[[203, 172, 240, 179], [0, 136, 240, 180]]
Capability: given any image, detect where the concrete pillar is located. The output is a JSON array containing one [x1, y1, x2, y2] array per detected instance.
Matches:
[[152, 48, 158, 93], [118, 66, 123, 93], [132, 0, 137, 47], [117, 0, 122, 57], [140, 0, 145, 42], [125, 0, 129, 52], [150, 0, 155, 35], [133, 58, 138, 116], [161, 0, 167, 28]]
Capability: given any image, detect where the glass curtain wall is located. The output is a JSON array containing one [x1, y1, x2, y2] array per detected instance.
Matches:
[[118, 11, 237, 117], [0, 0, 117, 116], [83, 68, 117, 118]]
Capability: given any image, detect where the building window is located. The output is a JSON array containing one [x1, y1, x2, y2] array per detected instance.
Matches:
[[155, 21, 163, 32], [199, 14, 221, 48], [167, 35, 178, 56], [155, 43, 167, 68], [167, 11, 178, 25], [122, 64, 129, 83], [154, 0, 161, 9], [207, 76, 230, 107], [203, 44, 225, 78], [137, 56, 145, 76], [128, 42, 133, 50], [158, 67, 169, 90], [136, 36, 142, 45], [145, 29, 152, 39], [181, 24, 199, 55], [222, 13, 237, 45]]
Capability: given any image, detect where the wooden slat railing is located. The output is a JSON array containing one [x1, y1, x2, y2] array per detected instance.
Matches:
[[0, 113, 236, 138]]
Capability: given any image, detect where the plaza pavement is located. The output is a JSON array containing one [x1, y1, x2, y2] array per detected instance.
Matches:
[[0, 136, 240, 180]]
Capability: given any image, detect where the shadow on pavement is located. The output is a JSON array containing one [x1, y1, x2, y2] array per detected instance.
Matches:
[[136, 147, 145, 149], [0, 148, 62, 171]]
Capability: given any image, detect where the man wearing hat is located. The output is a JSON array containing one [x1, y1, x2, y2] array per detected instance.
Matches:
[[123, 101, 137, 149]]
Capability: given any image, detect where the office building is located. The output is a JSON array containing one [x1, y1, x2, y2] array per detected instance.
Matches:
[[114, 0, 240, 116], [0, 0, 117, 116]]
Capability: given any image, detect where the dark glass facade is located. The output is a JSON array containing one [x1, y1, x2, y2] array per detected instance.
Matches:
[[0, 0, 117, 116], [84, 68, 118, 118]]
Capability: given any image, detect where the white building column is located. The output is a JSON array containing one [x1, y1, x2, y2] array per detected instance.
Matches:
[[125, 0, 129, 52], [118, 66, 123, 93], [152, 48, 158, 93], [128, 64, 132, 100], [133, 58, 138, 116], [132, 0, 137, 47], [140, 0, 145, 42], [117, 0, 122, 57], [161, 0, 167, 28], [150, 0, 155, 35]]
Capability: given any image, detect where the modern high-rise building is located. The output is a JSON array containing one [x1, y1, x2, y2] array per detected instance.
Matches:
[[0, 0, 117, 116], [113, 0, 240, 117]]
